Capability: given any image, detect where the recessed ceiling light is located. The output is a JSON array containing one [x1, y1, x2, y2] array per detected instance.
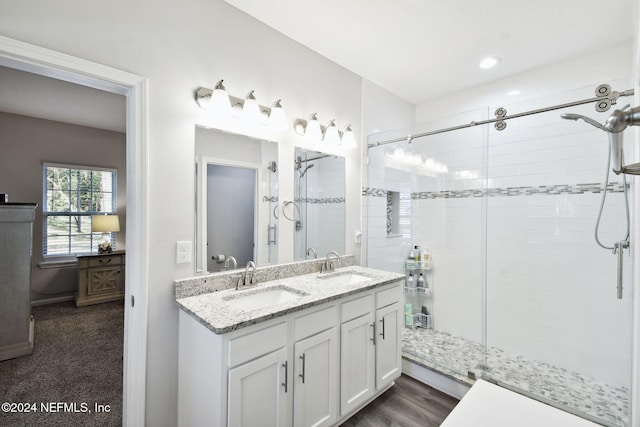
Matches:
[[507, 90, 520, 96], [479, 56, 501, 69]]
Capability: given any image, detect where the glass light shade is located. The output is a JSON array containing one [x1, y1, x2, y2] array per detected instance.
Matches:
[[269, 100, 287, 131], [340, 126, 357, 148], [304, 114, 322, 142], [324, 121, 340, 146], [242, 91, 261, 124], [210, 83, 232, 118]]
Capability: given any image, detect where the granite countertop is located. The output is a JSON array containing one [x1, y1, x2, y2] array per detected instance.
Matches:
[[176, 265, 405, 334]]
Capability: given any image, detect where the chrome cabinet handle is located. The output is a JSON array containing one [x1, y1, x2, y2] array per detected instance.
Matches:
[[282, 361, 288, 393], [299, 353, 306, 384], [379, 318, 386, 340], [370, 323, 376, 345]]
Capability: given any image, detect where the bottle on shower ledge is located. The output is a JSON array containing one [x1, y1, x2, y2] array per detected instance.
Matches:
[[413, 245, 421, 261]]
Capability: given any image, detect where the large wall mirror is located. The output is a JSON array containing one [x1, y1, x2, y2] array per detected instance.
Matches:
[[293, 147, 345, 260], [195, 127, 278, 273]]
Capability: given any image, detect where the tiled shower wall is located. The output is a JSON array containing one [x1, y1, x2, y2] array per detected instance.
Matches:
[[365, 81, 633, 391]]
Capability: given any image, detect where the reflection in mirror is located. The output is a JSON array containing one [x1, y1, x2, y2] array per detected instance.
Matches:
[[195, 127, 278, 274], [293, 148, 345, 260]]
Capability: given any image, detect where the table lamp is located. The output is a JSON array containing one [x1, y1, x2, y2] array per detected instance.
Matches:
[[92, 214, 120, 254]]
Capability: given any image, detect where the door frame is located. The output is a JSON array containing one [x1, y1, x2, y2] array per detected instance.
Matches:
[[0, 35, 149, 426]]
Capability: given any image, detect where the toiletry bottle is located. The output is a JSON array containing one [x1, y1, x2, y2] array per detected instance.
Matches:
[[407, 272, 415, 289], [421, 306, 429, 327], [414, 245, 420, 261], [408, 247, 415, 260], [417, 273, 425, 288], [421, 248, 431, 269]]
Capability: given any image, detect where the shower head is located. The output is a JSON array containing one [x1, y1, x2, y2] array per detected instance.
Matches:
[[560, 113, 605, 130], [299, 163, 315, 178]]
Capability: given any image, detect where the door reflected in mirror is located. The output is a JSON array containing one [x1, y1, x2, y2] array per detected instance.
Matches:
[[293, 148, 345, 261], [195, 127, 278, 274]]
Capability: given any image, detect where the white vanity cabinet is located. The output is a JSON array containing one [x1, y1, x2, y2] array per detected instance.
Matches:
[[293, 306, 339, 427], [340, 285, 403, 416], [178, 280, 402, 427]]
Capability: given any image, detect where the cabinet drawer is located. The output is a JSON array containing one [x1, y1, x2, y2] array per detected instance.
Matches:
[[294, 304, 337, 341], [87, 255, 123, 268], [341, 293, 373, 322], [376, 283, 401, 309], [228, 321, 287, 368]]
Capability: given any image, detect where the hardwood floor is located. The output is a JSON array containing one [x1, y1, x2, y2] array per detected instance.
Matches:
[[340, 375, 459, 427]]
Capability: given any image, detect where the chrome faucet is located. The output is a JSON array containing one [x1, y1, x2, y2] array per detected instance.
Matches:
[[224, 255, 237, 270], [243, 261, 257, 287], [306, 247, 317, 259], [321, 251, 340, 273]]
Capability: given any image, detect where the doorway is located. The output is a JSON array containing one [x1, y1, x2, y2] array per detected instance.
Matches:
[[0, 36, 148, 426]]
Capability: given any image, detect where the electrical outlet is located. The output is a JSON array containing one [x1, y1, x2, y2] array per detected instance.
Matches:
[[176, 241, 192, 264]]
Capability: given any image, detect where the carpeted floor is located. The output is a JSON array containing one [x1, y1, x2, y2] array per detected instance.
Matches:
[[0, 300, 124, 427]]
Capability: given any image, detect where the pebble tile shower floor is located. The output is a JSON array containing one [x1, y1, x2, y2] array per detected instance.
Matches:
[[402, 328, 628, 427]]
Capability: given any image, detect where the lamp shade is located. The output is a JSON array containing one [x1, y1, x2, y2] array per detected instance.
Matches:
[[92, 215, 120, 233]]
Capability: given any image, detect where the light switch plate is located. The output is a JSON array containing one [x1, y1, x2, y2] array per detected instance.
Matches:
[[176, 241, 192, 264]]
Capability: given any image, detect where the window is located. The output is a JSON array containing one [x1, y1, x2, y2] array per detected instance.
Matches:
[[43, 163, 117, 256]]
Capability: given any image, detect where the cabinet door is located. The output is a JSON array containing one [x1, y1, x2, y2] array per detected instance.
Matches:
[[293, 327, 339, 427], [375, 302, 401, 389], [340, 312, 375, 416], [228, 347, 290, 427]]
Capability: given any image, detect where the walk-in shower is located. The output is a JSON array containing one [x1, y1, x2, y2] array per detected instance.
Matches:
[[365, 80, 634, 427]]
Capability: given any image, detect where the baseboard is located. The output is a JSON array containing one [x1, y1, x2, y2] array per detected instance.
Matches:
[[402, 358, 471, 400], [32, 295, 75, 306]]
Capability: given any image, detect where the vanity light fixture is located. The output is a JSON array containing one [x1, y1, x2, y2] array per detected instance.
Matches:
[[242, 90, 261, 123], [210, 80, 232, 116], [323, 119, 340, 146], [269, 99, 287, 131], [339, 124, 357, 149], [195, 81, 287, 131], [303, 113, 323, 142]]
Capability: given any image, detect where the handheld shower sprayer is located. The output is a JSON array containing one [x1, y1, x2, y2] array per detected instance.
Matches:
[[561, 105, 640, 175], [561, 105, 639, 299]]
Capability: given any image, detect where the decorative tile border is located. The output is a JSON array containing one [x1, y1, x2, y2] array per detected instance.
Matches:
[[363, 183, 629, 200], [294, 197, 345, 204]]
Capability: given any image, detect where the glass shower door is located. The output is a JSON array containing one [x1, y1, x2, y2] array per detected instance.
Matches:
[[483, 81, 633, 427]]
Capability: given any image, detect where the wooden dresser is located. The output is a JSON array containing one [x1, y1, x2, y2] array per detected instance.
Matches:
[[76, 250, 125, 307]]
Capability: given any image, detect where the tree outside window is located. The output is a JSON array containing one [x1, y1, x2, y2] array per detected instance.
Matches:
[[43, 163, 117, 256]]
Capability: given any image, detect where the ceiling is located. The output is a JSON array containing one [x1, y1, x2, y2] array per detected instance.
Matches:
[[0, 1, 634, 132], [223, 0, 636, 104], [0, 65, 126, 132]]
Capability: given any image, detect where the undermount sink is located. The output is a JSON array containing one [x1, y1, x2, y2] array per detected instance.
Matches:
[[317, 271, 372, 286], [223, 286, 308, 311]]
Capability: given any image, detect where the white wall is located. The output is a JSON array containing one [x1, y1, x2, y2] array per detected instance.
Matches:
[[0, 112, 127, 302], [0, 2, 362, 425]]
